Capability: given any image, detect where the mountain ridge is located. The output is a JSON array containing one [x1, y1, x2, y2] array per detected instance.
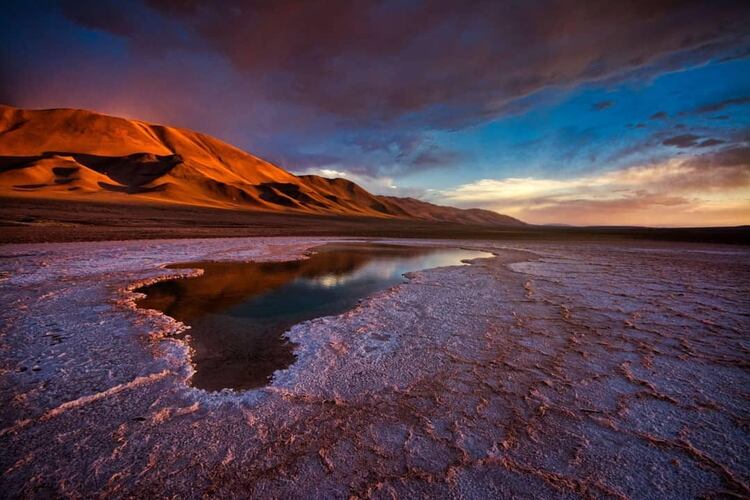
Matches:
[[0, 105, 524, 227]]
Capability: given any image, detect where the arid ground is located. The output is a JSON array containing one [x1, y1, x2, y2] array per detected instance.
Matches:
[[2, 197, 748, 245], [1, 237, 748, 498]]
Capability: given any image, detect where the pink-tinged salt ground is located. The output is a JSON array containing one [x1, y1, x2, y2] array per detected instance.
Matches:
[[0, 237, 748, 498]]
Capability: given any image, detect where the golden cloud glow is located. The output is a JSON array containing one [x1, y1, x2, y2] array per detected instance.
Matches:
[[441, 158, 750, 227]]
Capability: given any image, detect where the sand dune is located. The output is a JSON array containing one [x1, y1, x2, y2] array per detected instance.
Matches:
[[0, 105, 523, 226]]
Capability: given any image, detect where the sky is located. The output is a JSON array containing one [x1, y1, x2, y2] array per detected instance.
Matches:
[[1, 0, 749, 226]]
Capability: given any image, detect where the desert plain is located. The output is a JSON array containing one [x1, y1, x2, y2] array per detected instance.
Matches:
[[1, 236, 748, 498]]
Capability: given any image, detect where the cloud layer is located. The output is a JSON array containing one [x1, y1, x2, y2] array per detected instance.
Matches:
[[441, 147, 750, 226], [55, 0, 750, 128]]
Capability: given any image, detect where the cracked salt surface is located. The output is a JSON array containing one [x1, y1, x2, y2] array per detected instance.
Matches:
[[0, 237, 748, 498]]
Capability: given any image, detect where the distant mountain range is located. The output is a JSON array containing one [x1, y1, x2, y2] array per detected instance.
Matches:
[[0, 105, 523, 226]]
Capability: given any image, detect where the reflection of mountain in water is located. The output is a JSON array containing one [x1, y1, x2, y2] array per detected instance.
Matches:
[[136, 244, 490, 391]]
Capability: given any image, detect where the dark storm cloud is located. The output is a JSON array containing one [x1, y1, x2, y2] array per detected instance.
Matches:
[[697, 138, 726, 148], [56, 0, 750, 129], [604, 125, 748, 167], [694, 95, 750, 114], [662, 134, 727, 148], [662, 134, 702, 148], [58, 0, 138, 36], [689, 145, 750, 169]]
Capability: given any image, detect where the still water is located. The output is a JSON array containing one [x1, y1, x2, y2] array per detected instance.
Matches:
[[136, 243, 492, 391]]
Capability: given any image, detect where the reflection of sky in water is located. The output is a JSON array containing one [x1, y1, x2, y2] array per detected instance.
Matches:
[[309, 249, 492, 289], [224, 247, 492, 320]]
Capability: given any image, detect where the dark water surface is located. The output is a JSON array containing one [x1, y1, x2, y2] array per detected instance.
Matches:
[[136, 244, 492, 391]]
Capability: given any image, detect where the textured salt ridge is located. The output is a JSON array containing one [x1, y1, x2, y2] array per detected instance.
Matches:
[[0, 238, 748, 498]]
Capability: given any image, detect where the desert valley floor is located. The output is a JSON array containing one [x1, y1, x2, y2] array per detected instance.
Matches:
[[0, 237, 748, 498]]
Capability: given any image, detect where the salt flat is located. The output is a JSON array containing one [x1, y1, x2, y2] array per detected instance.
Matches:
[[0, 238, 748, 498]]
